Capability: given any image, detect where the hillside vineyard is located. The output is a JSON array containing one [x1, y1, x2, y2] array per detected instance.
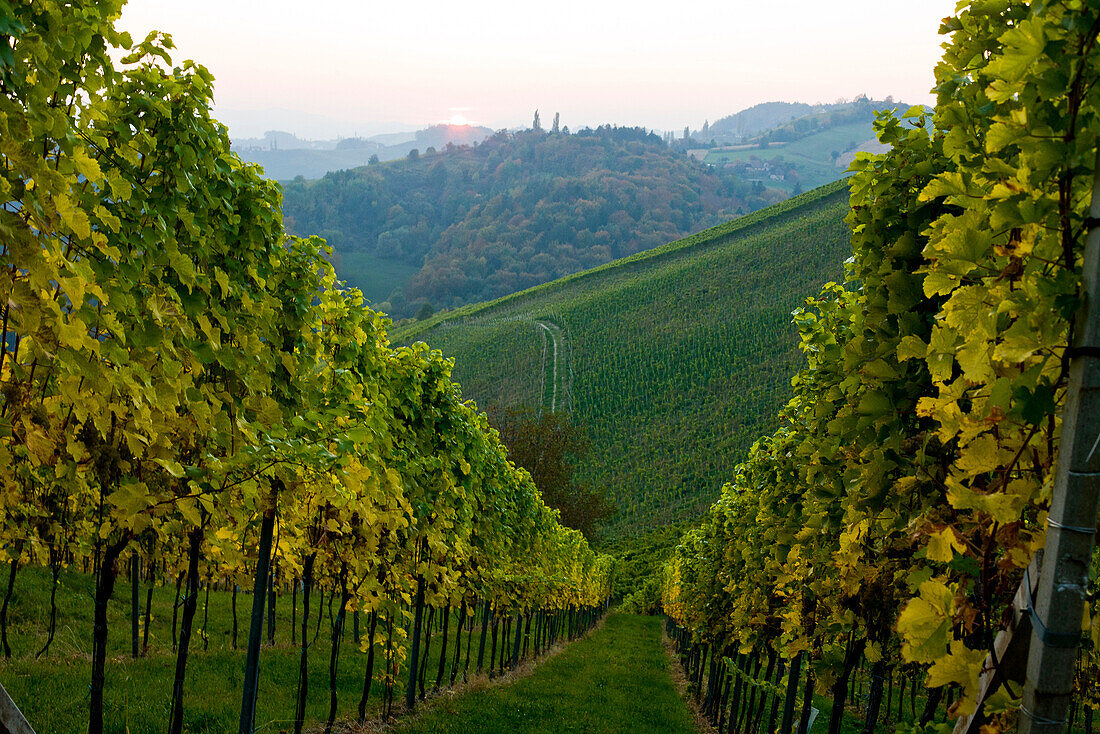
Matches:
[[398, 183, 851, 533], [1, 0, 1100, 733]]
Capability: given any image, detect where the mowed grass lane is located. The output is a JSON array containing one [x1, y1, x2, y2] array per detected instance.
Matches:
[[394, 613, 698, 734]]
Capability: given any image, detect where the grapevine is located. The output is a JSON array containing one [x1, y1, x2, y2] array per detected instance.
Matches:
[[0, 3, 612, 732], [663, 2, 1100, 731]]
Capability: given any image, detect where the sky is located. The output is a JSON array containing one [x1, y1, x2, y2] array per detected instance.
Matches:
[[117, 0, 959, 140]]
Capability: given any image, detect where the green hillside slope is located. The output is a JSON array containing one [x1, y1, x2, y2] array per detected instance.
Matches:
[[395, 180, 853, 534], [702, 120, 883, 192]]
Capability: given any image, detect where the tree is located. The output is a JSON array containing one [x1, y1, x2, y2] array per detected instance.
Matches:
[[492, 409, 614, 539], [532, 109, 542, 131], [682, 126, 690, 140], [415, 302, 434, 321], [551, 112, 560, 134]]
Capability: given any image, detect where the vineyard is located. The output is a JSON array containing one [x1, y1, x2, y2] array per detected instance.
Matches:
[[397, 181, 852, 534], [0, 3, 612, 733], [662, 2, 1100, 732], [5, 0, 1100, 732]]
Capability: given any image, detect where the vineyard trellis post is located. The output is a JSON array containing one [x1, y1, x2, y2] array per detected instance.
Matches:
[[238, 502, 277, 734], [1018, 148, 1100, 732], [406, 574, 426, 712]]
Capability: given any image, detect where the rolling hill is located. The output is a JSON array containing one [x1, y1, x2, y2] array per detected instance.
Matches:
[[688, 98, 906, 194], [283, 127, 784, 316], [700, 119, 889, 193], [395, 180, 853, 534]]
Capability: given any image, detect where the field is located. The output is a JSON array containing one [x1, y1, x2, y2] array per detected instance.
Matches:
[[330, 250, 418, 307], [702, 120, 878, 191], [396, 181, 852, 534]]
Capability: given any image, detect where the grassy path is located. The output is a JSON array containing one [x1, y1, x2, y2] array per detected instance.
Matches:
[[536, 320, 560, 412], [536, 319, 570, 413], [392, 613, 698, 734]]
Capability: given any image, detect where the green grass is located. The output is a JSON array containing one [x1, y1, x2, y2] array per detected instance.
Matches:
[[393, 614, 698, 734], [0, 565, 493, 733], [396, 181, 853, 535], [332, 250, 417, 306], [703, 121, 876, 191]]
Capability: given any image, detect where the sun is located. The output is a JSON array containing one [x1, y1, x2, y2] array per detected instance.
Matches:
[[447, 113, 469, 126]]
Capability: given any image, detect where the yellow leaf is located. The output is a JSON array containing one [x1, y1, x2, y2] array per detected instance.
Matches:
[[54, 193, 91, 239], [56, 317, 87, 350], [926, 527, 965, 563], [896, 335, 927, 362], [985, 121, 1026, 153], [280, 353, 296, 376], [22, 423, 54, 463], [214, 267, 230, 297], [897, 580, 955, 663], [108, 480, 152, 519], [178, 498, 202, 527], [62, 276, 86, 309], [919, 171, 968, 201], [956, 340, 995, 383], [926, 640, 986, 715], [71, 146, 103, 182], [947, 479, 1029, 525], [153, 457, 186, 477], [955, 434, 1001, 476]]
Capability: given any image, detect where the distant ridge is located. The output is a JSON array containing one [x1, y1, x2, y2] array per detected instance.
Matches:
[[286, 127, 782, 314]]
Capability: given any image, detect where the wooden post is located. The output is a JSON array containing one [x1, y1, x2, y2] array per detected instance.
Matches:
[[405, 575, 425, 712], [130, 555, 139, 658], [781, 652, 804, 734], [1019, 149, 1100, 733], [238, 506, 276, 734], [954, 553, 1041, 733]]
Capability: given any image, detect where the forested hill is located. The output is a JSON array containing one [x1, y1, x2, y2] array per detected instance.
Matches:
[[281, 127, 783, 316], [396, 181, 852, 534]]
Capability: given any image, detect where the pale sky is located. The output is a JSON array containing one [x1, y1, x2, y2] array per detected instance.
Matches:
[[117, 0, 958, 139]]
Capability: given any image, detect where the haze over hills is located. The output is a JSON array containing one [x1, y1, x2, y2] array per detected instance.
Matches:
[[231, 123, 495, 180], [282, 126, 787, 317], [395, 181, 852, 534], [230, 97, 905, 183]]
